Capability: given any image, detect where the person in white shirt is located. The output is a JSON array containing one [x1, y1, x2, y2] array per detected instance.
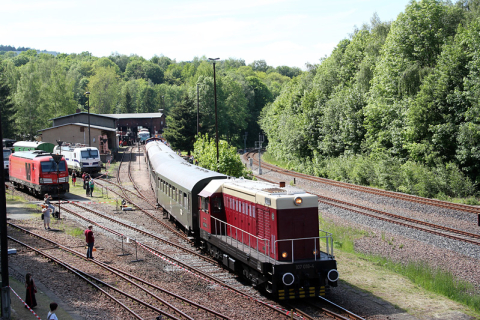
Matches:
[[47, 302, 58, 320]]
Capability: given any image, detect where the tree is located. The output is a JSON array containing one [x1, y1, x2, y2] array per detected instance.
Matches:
[[0, 65, 16, 139], [13, 62, 42, 139], [163, 95, 197, 153], [193, 133, 251, 177], [87, 67, 120, 114]]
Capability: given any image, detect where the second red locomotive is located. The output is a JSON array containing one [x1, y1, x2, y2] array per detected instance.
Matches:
[[9, 151, 69, 197]]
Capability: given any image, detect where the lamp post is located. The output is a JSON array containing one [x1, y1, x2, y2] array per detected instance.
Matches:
[[55, 140, 63, 219], [85, 92, 91, 147], [208, 57, 220, 163]]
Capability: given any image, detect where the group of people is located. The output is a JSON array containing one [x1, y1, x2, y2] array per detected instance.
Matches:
[[82, 172, 95, 197], [25, 273, 59, 319]]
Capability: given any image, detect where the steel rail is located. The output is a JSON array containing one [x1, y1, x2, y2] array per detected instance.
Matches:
[[8, 234, 148, 320], [66, 202, 217, 264], [138, 242, 292, 319], [9, 223, 229, 320], [245, 151, 480, 214], [93, 178, 190, 241]]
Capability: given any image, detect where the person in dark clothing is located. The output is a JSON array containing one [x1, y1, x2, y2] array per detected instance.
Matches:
[[72, 171, 77, 186], [25, 273, 37, 309], [82, 172, 86, 189], [85, 176, 91, 197], [84, 225, 95, 259]]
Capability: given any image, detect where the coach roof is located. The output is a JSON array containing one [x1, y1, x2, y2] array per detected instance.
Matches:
[[147, 141, 226, 191]]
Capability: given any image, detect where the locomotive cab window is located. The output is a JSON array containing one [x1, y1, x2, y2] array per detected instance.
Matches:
[[81, 149, 99, 159], [201, 197, 209, 213], [41, 160, 66, 172]]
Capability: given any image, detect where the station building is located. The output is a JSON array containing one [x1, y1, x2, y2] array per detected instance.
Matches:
[[38, 111, 165, 162]]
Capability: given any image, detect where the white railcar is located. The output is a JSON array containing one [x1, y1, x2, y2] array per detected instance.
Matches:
[[3, 148, 12, 177], [54, 145, 102, 175]]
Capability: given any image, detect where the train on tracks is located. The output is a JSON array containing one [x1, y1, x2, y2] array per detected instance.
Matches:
[[9, 151, 69, 197], [145, 140, 338, 300], [53, 145, 102, 175]]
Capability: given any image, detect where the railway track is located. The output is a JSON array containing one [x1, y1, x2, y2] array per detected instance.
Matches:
[[62, 175, 296, 318], [245, 151, 480, 215], [9, 223, 232, 319], [247, 152, 480, 246], [56, 203, 295, 319]]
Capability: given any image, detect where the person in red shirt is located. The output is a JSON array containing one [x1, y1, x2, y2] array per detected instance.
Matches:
[[84, 225, 95, 259]]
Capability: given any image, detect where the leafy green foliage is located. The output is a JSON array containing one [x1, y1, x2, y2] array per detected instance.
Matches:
[[260, 1, 480, 197], [193, 133, 251, 177], [163, 95, 197, 154], [0, 64, 16, 138]]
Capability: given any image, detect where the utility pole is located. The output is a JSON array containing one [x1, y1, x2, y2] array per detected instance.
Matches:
[[243, 131, 248, 154], [255, 132, 264, 175]]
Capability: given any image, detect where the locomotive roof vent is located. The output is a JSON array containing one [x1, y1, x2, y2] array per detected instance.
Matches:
[[262, 187, 286, 194]]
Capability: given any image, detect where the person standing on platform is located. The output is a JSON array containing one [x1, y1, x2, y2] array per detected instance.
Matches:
[[84, 225, 95, 259], [25, 273, 37, 309], [72, 171, 77, 187], [89, 179, 95, 197]]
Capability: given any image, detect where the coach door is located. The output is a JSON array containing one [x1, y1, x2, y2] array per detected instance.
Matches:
[[25, 163, 31, 181]]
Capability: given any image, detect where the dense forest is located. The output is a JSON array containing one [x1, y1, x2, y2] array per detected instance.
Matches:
[[2, 0, 480, 199], [261, 0, 480, 199], [0, 47, 299, 151]]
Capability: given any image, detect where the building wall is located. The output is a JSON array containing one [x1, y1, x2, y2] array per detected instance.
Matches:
[[40, 125, 115, 152]]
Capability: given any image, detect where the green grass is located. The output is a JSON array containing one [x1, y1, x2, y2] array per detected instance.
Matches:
[[262, 152, 290, 168], [65, 226, 84, 237], [319, 214, 480, 314]]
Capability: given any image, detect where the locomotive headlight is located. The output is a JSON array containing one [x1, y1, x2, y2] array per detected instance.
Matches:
[[282, 252, 288, 258], [294, 197, 302, 205], [313, 249, 318, 256], [39, 178, 44, 184]]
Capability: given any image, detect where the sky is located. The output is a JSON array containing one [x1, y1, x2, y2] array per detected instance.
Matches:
[[1, 0, 412, 69]]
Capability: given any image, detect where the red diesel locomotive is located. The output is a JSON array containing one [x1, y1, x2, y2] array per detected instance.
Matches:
[[9, 151, 69, 197]]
